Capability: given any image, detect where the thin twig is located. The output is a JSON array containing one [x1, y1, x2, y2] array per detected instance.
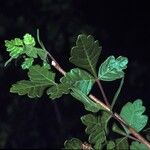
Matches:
[[111, 77, 124, 110], [96, 79, 111, 107]]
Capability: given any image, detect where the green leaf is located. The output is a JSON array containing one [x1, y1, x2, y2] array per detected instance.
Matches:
[[43, 61, 51, 69], [21, 58, 34, 70], [5, 38, 24, 58], [115, 138, 129, 150], [10, 65, 56, 98], [70, 34, 102, 76], [61, 68, 95, 95], [47, 68, 95, 100], [101, 111, 111, 134], [24, 46, 38, 58], [112, 123, 127, 136], [47, 83, 70, 99], [120, 99, 148, 132], [130, 141, 148, 150], [98, 56, 128, 81], [37, 48, 48, 61], [71, 88, 102, 112], [28, 65, 55, 83], [64, 138, 82, 149], [107, 141, 115, 150], [10, 80, 51, 98], [23, 33, 36, 46], [81, 114, 106, 148]]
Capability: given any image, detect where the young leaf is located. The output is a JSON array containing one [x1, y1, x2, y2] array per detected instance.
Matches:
[[64, 138, 82, 149], [70, 34, 102, 76], [47, 83, 70, 99], [98, 56, 128, 81], [43, 61, 51, 69], [21, 58, 34, 70], [71, 88, 103, 112], [24, 46, 38, 58], [37, 48, 48, 61], [23, 33, 36, 46], [130, 141, 148, 150], [81, 114, 106, 148], [5, 38, 24, 58], [61, 68, 95, 95], [107, 141, 115, 150], [120, 99, 148, 132], [10, 65, 56, 98], [115, 138, 129, 150]]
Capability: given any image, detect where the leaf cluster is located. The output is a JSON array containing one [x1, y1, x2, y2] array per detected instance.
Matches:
[[4, 33, 149, 149]]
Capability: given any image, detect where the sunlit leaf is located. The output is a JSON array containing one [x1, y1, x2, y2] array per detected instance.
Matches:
[[5, 38, 24, 58], [98, 56, 128, 81], [70, 34, 101, 76], [120, 99, 148, 132], [23, 33, 36, 46], [61, 68, 95, 95], [64, 138, 82, 149], [21, 58, 34, 70], [130, 141, 148, 150]]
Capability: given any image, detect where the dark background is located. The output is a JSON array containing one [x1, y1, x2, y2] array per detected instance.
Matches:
[[0, 0, 150, 148]]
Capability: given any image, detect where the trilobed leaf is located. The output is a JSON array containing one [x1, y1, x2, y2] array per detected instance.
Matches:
[[5, 38, 24, 58], [61, 68, 95, 95], [81, 114, 108, 148], [130, 141, 148, 150], [71, 88, 103, 112], [64, 138, 82, 149], [10, 65, 56, 98], [120, 99, 148, 132], [70, 34, 102, 76], [98, 56, 128, 81], [23, 33, 36, 46]]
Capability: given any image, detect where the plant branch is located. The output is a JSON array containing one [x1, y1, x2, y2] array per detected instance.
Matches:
[[96, 79, 111, 107], [47, 50, 150, 149], [89, 95, 150, 149]]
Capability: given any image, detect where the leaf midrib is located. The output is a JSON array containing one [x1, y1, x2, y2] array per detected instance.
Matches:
[[18, 82, 52, 90], [31, 67, 56, 85], [80, 37, 97, 77]]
